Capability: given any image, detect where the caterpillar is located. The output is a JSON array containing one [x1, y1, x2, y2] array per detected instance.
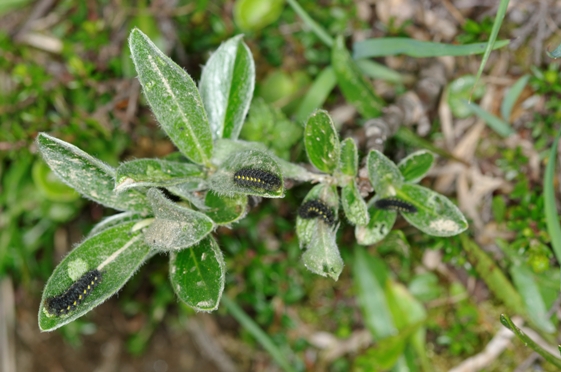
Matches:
[[233, 168, 281, 191], [298, 200, 335, 225], [374, 198, 417, 213], [45, 269, 102, 316]]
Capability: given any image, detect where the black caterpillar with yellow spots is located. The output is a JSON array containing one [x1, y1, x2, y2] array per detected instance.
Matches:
[[374, 198, 417, 213], [298, 200, 335, 225], [45, 269, 102, 316], [233, 168, 281, 191]]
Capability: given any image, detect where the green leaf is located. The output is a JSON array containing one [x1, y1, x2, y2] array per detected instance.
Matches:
[[397, 150, 434, 183], [355, 202, 397, 245], [221, 296, 299, 372], [209, 149, 284, 198], [339, 137, 358, 176], [544, 131, 561, 264], [115, 159, 204, 192], [204, 191, 247, 225], [341, 181, 369, 226], [234, 0, 285, 32], [398, 184, 468, 236], [39, 220, 152, 331], [500, 314, 561, 369], [144, 188, 215, 251], [466, 101, 514, 137], [501, 74, 529, 121], [87, 212, 146, 238], [366, 149, 404, 196], [294, 66, 337, 122], [353, 247, 396, 338], [296, 184, 343, 280], [169, 235, 225, 311], [332, 35, 383, 118], [129, 28, 213, 165], [37, 133, 151, 214], [199, 35, 255, 140], [301, 223, 343, 281], [353, 38, 510, 59], [304, 109, 340, 173], [510, 264, 555, 334], [210, 138, 268, 167], [460, 235, 526, 316], [296, 184, 339, 247]]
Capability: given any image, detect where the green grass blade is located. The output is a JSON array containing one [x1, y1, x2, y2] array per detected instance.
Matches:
[[355, 59, 403, 84], [465, 101, 514, 137], [286, 0, 333, 47], [544, 131, 561, 263], [460, 235, 526, 317], [501, 75, 529, 121], [353, 38, 509, 59], [500, 314, 561, 368], [295, 66, 337, 122], [472, 0, 510, 95], [221, 295, 297, 372]]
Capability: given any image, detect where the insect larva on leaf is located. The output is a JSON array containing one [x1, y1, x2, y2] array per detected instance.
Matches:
[[233, 168, 282, 191], [298, 199, 336, 226], [374, 198, 417, 213], [44, 269, 102, 316]]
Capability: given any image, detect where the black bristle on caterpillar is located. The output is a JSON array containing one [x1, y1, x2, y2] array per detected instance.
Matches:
[[374, 198, 417, 213], [45, 269, 102, 316], [298, 200, 335, 225], [233, 168, 281, 191]]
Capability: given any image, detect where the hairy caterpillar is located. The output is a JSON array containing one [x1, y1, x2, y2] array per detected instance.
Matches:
[[233, 168, 281, 191], [298, 200, 335, 225], [45, 269, 102, 316], [374, 198, 417, 213]]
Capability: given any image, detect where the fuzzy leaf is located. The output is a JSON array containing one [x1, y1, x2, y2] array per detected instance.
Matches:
[[170, 235, 225, 311], [355, 202, 397, 245], [304, 109, 340, 173], [341, 181, 369, 226], [296, 184, 339, 247], [144, 188, 215, 251], [302, 224, 343, 281], [367, 149, 404, 196], [87, 212, 145, 238], [211, 138, 268, 167], [397, 150, 434, 183], [332, 35, 383, 118], [39, 220, 152, 331], [115, 159, 204, 192], [199, 35, 255, 140], [398, 184, 468, 236], [204, 191, 247, 225], [37, 133, 150, 214], [208, 149, 284, 198], [129, 28, 213, 165], [339, 137, 358, 176]]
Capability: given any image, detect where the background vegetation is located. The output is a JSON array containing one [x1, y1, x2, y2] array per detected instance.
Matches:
[[1, 0, 561, 371]]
